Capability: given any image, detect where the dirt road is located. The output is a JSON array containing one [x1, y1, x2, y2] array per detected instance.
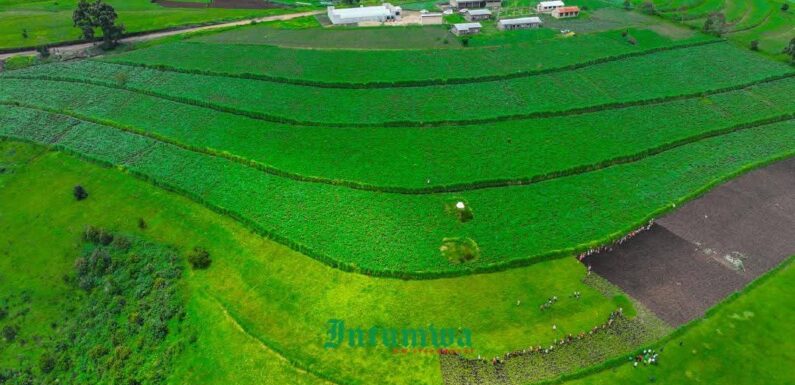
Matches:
[[0, 11, 320, 61]]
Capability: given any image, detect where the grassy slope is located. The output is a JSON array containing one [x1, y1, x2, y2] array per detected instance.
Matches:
[[0, 140, 633, 385], [0, 0, 300, 50], [565, 257, 795, 385], [6, 43, 792, 126], [1, 106, 794, 277]]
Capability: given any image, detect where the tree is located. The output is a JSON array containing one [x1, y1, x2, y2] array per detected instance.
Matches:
[[73, 0, 125, 49], [784, 37, 795, 61], [750, 40, 759, 51], [21, 29, 28, 39], [783, 3, 790, 11], [623, 0, 631, 10], [703, 12, 726, 36], [188, 247, 211, 269], [74, 185, 88, 200], [640, 1, 655, 14]]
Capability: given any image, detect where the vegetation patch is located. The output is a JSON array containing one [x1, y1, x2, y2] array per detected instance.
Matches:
[[440, 237, 480, 264]]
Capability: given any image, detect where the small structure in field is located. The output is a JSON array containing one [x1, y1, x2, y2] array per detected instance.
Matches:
[[551, 5, 580, 18], [536, 0, 564, 13], [451, 22, 482, 35], [498, 16, 543, 30], [327, 4, 402, 25], [464, 8, 492, 21], [449, 0, 501, 10], [420, 10, 444, 24]]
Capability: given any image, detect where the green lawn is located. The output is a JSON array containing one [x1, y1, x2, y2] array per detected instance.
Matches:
[[565, 257, 795, 385], [0, 140, 643, 385], [0, 0, 301, 50]]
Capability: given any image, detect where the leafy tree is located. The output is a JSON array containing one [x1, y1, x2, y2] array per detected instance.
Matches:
[[782, 3, 789, 11], [21, 28, 28, 39], [784, 37, 795, 61], [750, 40, 759, 51], [703, 12, 726, 36], [72, 0, 125, 49], [640, 1, 655, 14], [2, 325, 17, 342], [73, 185, 88, 200], [39, 353, 56, 374], [623, 0, 631, 10], [188, 247, 211, 269]]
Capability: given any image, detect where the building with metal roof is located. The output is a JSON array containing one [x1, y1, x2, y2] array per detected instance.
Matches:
[[464, 8, 492, 21], [327, 4, 402, 25], [536, 0, 565, 13], [497, 16, 543, 30], [451, 22, 482, 36]]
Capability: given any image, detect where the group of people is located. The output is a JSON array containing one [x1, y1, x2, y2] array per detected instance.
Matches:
[[630, 348, 659, 367], [577, 220, 655, 262]]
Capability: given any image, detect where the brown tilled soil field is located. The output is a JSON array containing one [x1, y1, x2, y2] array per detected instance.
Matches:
[[583, 157, 795, 326]]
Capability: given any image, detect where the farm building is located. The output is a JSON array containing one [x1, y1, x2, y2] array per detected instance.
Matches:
[[551, 6, 580, 18], [497, 16, 543, 30], [420, 10, 443, 24], [464, 8, 492, 21], [449, 0, 501, 10], [451, 22, 482, 35], [536, 0, 564, 13], [327, 4, 402, 25]]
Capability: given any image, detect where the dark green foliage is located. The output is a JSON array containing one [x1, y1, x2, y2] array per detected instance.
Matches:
[[137, 217, 147, 230], [38, 353, 56, 374], [640, 1, 656, 14], [73, 184, 88, 200], [21, 29, 28, 39], [187, 247, 211, 269], [440, 238, 480, 264], [785, 37, 795, 61], [623, 0, 631, 10], [782, 3, 789, 11], [72, 0, 125, 49], [751, 40, 760, 51], [35, 45, 50, 58], [2, 325, 17, 342], [0, 307, 7, 320]]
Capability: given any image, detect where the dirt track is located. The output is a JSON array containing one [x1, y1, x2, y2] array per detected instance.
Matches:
[[0, 11, 320, 61], [583, 157, 795, 326]]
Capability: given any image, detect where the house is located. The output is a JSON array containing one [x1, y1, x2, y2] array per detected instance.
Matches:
[[327, 4, 402, 25], [497, 16, 543, 30], [420, 10, 443, 25], [451, 22, 482, 35], [464, 8, 492, 21], [551, 5, 580, 18], [536, 0, 564, 13], [449, 0, 501, 10]]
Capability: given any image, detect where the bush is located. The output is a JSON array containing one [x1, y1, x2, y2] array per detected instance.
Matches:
[[36, 45, 50, 58], [39, 353, 56, 374], [137, 218, 147, 230], [782, 3, 789, 11], [440, 237, 480, 264], [750, 40, 759, 51], [2, 325, 18, 342], [187, 247, 211, 269], [73, 185, 88, 201]]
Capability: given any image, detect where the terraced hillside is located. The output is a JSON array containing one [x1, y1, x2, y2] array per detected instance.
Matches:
[[1, 24, 795, 277]]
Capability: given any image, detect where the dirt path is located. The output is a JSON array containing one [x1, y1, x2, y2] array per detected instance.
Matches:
[[583, 156, 795, 326], [0, 11, 320, 61]]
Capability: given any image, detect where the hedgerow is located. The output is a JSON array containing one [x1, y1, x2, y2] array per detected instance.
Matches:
[[0, 105, 793, 277], [5, 42, 792, 126], [0, 76, 793, 191]]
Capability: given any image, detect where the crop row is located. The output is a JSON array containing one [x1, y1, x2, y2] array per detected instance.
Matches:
[[100, 31, 719, 88], [6, 43, 792, 126], [1, 104, 794, 277], [1, 77, 795, 192]]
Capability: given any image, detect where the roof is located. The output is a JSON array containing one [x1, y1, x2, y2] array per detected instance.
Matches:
[[328, 4, 399, 19], [421, 12, 443, 16], [466, 8, 492, 15], [538, 1, 565, 6], [499, 16, 542, 25], [452, 22, 482, 31], [556, 6, 580, 12]]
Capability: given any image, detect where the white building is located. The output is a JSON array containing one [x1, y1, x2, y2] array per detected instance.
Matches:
[[451, 22, 482, 35], [497, 16, 543, 30], [464, 8, 492, 21], [449, 0, 501, 10], [327, 4, 402, 25], [536, 0, 564, 13], [420, 10, 443, 25]]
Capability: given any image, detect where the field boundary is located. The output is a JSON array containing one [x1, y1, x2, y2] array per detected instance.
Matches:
[[1, 108, 794, 280], [4, 72, 794, 128], [99, 39, 723, 89], [2, 100, 794, 194]]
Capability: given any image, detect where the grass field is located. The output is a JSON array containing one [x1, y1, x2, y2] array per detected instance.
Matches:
[[565, 257, 795, 385], [0, 0, 300, 50], [641, 0, 795, 57], [0, 140, 648, 385]]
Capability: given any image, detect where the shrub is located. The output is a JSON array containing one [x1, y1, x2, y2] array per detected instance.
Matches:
[[750, 40, 759, 51], [187, 247, 211, 269], [39, 353, 56, 374], [0, 307, 7, 320], [114, 72, 129, 86], [36, 45, 50, 58], [445, 200, 474, 223], [111, 235, 131, 251], [640, 1, 655, 14], [21, 29, 28, 39], [83, 225, 100, 243], [782, 3, 789, 11], [2, 325, 18, 342], [137, 218, 147, 230], [73, 185, 88, 201]]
